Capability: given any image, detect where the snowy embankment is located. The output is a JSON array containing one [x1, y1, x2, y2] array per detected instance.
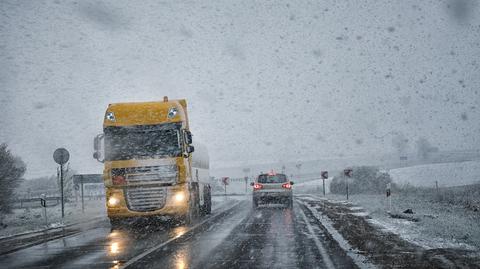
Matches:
[[0, 199, 107, 239], [329, 193, 480, 251], [389, 160, 480, 187]]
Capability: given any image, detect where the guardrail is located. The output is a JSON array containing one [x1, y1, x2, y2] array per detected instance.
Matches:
[[11, 197, 61, 209]]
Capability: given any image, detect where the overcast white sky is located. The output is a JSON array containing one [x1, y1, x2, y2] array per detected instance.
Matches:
[[1, 0, 479, 178]]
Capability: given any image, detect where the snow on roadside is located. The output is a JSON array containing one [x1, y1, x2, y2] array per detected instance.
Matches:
[[0, 199, 107, 239], [367, 217, 476, 251], [327, 194, 479, 251]]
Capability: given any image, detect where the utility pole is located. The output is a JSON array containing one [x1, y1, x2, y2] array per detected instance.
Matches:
[[344, 169, 352, 200], [346, 177, 349, 200]]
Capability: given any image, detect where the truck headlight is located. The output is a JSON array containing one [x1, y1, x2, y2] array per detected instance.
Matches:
[[108, 196, 120, 207], [174, 192, 185, 202]]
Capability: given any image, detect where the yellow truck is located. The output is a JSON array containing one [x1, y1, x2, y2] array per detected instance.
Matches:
[[93, 97, 211, 225]]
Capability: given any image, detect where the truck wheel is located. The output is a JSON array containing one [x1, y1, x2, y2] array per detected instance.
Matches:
[[185, 194, 199, 225], [109, 218, 121, 229]]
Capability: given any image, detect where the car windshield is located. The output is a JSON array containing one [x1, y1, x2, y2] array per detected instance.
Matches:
[[104, 123, 182, 161], [258, 174, 287, 183]]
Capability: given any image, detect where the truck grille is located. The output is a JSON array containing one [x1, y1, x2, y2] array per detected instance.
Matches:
[[125, 186, 167, 212], [113, 165, 177, 184]]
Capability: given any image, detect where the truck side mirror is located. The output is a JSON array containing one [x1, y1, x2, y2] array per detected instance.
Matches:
[[290, 181, 294, 185], [93, 134, 104, 163], [93, 135, 100, 151], [250, 182, 255, 186]]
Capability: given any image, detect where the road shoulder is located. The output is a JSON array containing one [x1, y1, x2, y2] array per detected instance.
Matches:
[[297, 195, 480, 268]]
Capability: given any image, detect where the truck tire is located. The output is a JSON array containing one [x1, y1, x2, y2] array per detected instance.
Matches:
[[109, 218, 121, 229], [185, 185, 200, 225]]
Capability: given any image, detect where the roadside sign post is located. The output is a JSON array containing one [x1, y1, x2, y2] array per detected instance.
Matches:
[[40, 194, 48, 226], [344, 169, 352, 200], [321, 171, 328, 197], [222, 177, 229, 196], [73, 174, 103, 213], [386, 183, 392, 212], [53, 148, 69, 220]]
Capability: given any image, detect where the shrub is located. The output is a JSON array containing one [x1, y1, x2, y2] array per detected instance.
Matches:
[[330, 166, 394, 194], [0, 143, 26, 214]]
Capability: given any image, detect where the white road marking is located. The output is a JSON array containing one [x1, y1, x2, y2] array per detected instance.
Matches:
[[297, 202, 336, 269], [119, 202, 241, 269]]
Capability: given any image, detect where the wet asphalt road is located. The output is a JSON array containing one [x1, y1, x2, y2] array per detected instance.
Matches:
[[0, 197, 358, 269]]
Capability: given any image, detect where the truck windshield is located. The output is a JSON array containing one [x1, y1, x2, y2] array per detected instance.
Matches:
[[104, 123, 182, 161], [258, 174, 287, 183]]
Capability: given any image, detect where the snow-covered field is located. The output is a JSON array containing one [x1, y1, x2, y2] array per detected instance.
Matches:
[[389, 160, 480, 187]]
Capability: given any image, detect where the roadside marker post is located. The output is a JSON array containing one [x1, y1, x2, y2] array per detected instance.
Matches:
[[40, 194, 48, 226], [244, 176, 248, 194], [386, 183, 392, 212], [81, 180, 84, 213]]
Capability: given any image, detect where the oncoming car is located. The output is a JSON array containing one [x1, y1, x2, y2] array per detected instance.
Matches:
[[251, 172, 294, 208]]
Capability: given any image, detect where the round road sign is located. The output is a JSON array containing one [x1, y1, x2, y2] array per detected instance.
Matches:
[[53, 148, 70, 165]]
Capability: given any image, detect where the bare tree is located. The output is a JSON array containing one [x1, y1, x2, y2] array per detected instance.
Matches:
[[0, 143, 26, 214]]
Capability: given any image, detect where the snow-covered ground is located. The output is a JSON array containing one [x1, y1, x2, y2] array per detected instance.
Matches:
[[327, 193, 480, 251], [389, 160, 480, 187], [294, 161, 480, 251], [0, 199, 107, 238]]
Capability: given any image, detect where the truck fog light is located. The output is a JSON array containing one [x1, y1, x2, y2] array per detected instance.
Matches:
[[174, 192, 185, 202], [108, 197, 120, 207]]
